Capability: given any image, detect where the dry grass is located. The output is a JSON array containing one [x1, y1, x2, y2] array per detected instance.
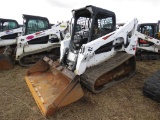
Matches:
[[0, 61, 160, 120]]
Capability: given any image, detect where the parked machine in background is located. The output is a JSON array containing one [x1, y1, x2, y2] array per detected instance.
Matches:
[[0, 18, 22, 47], [136, 22, 160, 60], [141, 22, 160, 102], [0, 14, 71, 70], [16, 18, 71, 67], [0, 15, 51, 70]]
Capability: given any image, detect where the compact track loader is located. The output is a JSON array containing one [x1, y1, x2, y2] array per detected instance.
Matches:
[[0, 15, 50, 70], [136, 22, 160, 60], [25, 5, 137, 116], [0, 15, 71, 70], [25, 5, 160, 117], [15, 18, 71, 67]]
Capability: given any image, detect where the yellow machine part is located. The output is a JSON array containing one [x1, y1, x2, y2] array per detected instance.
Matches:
[[158, 32, 160, 40], [25, 57, 84, 117]]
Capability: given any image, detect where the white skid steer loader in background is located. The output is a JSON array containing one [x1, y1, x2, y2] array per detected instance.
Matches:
[[15, 20, 71, 67], [143, 20, 160, 102], [136, 22, 160, 60], [0, 18, 22, 47], [0, 15, 51, 70], [0, 14, 71, 70], [24, 5, 159, 117]]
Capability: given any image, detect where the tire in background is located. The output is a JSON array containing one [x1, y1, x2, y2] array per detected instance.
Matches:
[[143, 70, 160, 102]]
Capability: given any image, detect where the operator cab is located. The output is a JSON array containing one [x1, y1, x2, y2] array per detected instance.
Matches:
[[0, 18, 19, 32], [22, 14, 50, 36], [0, 18, 21, 40], [70, 5, 116, 51], [22, 14, 52, 44]]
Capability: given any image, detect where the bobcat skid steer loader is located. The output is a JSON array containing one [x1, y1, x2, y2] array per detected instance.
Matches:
[[0, 18, 22, 70], [0, 15, 71, 70], [15, 19, 71, 67], [0, 15, 51, 70], [142, 21, 160, 102], [136, 22, 160, 60], [24, 5, 140, 117], [25, 5, 160, 117], [0, 18, 22, 47]]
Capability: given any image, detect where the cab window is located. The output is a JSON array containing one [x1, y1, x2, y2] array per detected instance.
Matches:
[[26, 19, 49, 35], [139, 25, 154, 37], [0, 21, 17, 32], [93, 14, 114, 40]]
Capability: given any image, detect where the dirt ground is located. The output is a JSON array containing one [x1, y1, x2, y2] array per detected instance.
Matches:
[[0, 61, 160, 120]]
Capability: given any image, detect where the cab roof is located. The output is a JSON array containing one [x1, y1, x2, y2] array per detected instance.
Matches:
[[72, 5, 115, 17]]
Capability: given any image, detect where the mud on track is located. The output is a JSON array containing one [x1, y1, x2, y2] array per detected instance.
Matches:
[[0, 61, 159, 120]]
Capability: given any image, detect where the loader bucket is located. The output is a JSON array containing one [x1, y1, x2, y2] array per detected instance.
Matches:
[[0, 46, 14, 70], [25, 57, 84, 117]]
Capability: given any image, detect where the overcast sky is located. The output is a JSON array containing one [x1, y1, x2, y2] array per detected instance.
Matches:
[[1, 0, 160, 24]]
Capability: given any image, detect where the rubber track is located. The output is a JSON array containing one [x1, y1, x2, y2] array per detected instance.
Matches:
[[18, 44, 60, 67], [136, 51, 160, 60], [80, 52, 136, 93], [143, 70, 160, 102]]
